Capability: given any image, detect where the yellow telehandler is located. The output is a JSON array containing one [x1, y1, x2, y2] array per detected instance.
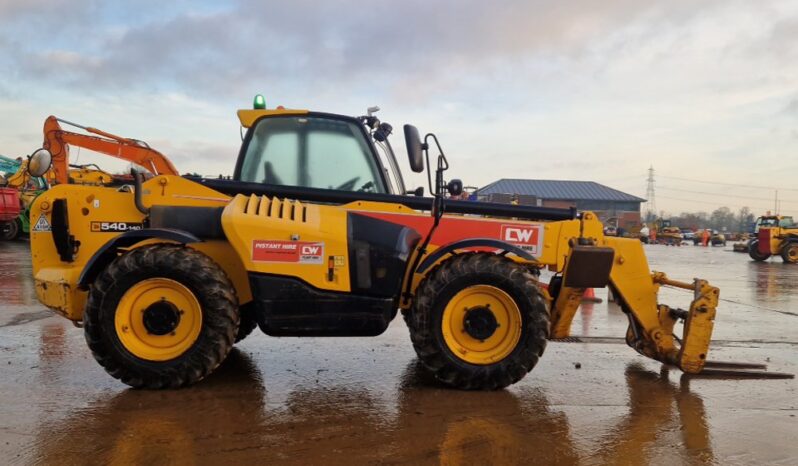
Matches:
[[748, 214, 798, 263], [25, 98, 783, 389]]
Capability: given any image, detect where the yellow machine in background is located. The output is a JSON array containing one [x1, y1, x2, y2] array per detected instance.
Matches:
[[0, 156, 50, 240], [658, 226, 683, 245], [25, 97, 781, 390], [749, 214, 798, 263]]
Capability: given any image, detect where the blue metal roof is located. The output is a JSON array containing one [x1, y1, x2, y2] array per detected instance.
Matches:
[[477, 179, 645, 202]]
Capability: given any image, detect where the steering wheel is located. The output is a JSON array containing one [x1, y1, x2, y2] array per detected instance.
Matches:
[[335, 176, 360, 191], [263, 161, 284, 185], [357, 181, 375, 192]]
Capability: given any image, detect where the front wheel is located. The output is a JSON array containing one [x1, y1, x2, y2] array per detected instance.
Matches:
[[406, 253, 550, 390], [84, 244, 239, 388], [781, 243, 798, 264], [748, 240, 770, 261]]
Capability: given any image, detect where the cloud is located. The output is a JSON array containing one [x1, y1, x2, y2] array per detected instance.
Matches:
[[1, 0, 798, 215], [765, 16, 798, 59], [1, 0, 730, 100], [0, 0, 77, 16], [784, 97, 798, 116]]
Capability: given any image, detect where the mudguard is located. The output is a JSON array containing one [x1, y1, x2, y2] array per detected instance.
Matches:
[[416, 238, 535, 274], [77, 228, 200, 289]]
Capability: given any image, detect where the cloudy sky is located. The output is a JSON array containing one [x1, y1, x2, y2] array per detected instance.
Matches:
[[1, 0, 797, 216]]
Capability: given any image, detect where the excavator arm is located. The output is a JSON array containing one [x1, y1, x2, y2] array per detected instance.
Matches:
[[1, 155, 23, 187], [4, 159, 33, 189], [42, 116, 179, 185], [0, 155, 21, 175]]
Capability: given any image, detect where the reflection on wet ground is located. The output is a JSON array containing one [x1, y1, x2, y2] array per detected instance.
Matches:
[[0, 241, 37, 308], [749, 260, 798, 308], [21, 352, 716, 465], [1, 241, 796, 465]]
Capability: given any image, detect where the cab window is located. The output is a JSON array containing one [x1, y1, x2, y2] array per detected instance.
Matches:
[[758, 218, 778, 228], [239, 116, 386, 193]]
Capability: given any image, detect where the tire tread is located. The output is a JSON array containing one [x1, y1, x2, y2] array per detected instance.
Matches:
[[406, 253, 549, 390], [84, 244, 238, 389]]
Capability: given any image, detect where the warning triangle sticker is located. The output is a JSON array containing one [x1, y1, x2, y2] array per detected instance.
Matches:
[[33, 214, 51, 232]]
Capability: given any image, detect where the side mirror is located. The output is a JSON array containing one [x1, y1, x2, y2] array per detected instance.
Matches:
[[403, 124, 425, 173], [447, 179, 463, 197], [27, 148, 53, 177], [406, 186, 424, 197]]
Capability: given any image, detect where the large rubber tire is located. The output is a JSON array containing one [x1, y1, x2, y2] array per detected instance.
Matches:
[[781, 243, 798, 264], [235, 303, 258, 343], [406, 253, 549, 390], [0, 219, 19, 240], [84, 244, 239, 388], [748, 240, 770, 261]]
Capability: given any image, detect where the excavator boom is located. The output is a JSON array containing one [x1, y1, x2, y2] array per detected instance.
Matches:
[[42, 116, 179, 185]]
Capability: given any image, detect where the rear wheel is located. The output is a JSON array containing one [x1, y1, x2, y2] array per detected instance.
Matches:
[[748, 240, 770, 261], [406, 253, 549, 390], [84, 244, 239, 388], [781, 243, 798, 264]]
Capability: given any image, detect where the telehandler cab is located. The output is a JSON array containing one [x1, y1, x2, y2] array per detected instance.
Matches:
[[26, 97, 775, 389]]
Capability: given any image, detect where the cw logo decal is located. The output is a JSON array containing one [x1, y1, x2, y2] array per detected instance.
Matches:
[[504, 227, 536, 243], [301, 245, 321, 255], [500, 224, 543, 255]]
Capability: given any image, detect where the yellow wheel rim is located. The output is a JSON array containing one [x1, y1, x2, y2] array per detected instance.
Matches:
[[441, 418, 516, 465], [114, 278, 202, 362], [787, 246, 798, 262], [108, 417, 193, 466], [441, 285, 522, 365]]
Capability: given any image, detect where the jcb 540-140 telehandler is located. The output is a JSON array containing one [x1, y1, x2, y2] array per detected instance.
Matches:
[[25, 98, 777, 389]]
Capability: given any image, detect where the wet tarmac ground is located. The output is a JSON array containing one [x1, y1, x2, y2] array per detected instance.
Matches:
[[0, 241, 796, 465]]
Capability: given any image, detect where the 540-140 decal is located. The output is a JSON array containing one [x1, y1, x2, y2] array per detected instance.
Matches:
[[90, 221, 144, 232]]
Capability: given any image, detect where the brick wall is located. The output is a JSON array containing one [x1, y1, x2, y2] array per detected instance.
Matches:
[[595, 211, 641, 228], [541, 199, 576, 209]]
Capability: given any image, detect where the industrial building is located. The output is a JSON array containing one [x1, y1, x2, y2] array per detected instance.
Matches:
[[476, 178, 645, 229]]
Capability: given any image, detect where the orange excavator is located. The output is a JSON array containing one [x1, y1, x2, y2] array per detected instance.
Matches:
[[41, 116, 179, 185], [1, 118, 177, 240]]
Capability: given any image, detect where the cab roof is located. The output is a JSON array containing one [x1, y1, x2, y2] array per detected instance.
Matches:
[[237, 108, 309, 128]]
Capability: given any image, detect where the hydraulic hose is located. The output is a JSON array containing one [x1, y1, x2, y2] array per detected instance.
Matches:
[[132, 170, 149, 215]]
